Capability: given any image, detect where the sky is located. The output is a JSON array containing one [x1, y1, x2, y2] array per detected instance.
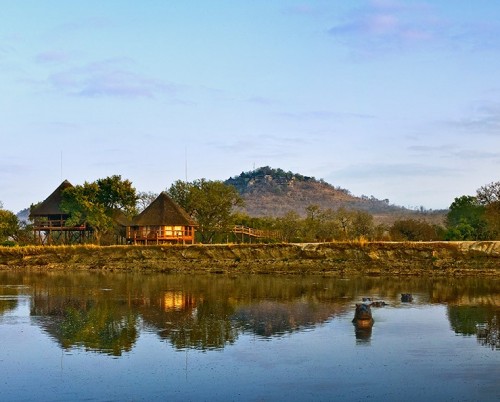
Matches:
[[1, 0, 499, 213]]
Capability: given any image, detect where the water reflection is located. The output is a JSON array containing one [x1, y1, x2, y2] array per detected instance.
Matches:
[[0, 285, 22, 315], [448, 305, 499, 350], [0, 272, 498, 355]]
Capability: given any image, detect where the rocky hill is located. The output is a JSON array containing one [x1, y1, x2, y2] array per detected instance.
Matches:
[[225, 166, 446, 225]]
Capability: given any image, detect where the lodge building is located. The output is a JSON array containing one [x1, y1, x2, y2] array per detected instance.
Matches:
[[31, 182, 196, 245]]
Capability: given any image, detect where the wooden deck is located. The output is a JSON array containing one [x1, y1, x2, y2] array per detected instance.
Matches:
[[33, 217, 91, 245], [232, 225, 281, 240]]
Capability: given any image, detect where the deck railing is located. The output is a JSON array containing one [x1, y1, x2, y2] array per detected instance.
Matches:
[[232, 225, 281, 240], [126, 227, 195, 244], [33, 218, 86, 230]]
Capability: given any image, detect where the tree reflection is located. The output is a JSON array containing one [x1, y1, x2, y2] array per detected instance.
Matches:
[[447, 305, 499, 350], [59, 307, 137, 355], [232, 300, 340, 337], [27, 273, 139, 356], [0, 271, 497, 354], [0, 285, 21, 316]]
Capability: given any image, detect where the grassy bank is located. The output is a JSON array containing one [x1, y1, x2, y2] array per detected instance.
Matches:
[[0, 241, 499, 276]]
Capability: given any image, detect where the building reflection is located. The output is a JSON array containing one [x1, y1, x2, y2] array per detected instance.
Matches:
[[1, 272, 496, 355]]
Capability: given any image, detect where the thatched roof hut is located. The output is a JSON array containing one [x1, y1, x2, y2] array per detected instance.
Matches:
[[127, 192, 196, 244], [30, 180, 93, 245], [30, 180, 73, 217], [132, 192, 196, 227]]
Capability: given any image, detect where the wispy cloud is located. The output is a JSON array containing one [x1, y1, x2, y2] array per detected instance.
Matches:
[[448, 102, 500, 135], [452, 150, 500, 161], [408, 144, 500, 162], [246, 96, 277, 105], [49, 17, 112, 37], [333, 162, 456, 179], [0, 160, 30, 178], [329, 1, 437, 52], [48, 59, 177, 99], [328, 0, 500, 56], [208, 133, 309, 158], [279, 110, 375, 121], [35, 50, 71, 64]]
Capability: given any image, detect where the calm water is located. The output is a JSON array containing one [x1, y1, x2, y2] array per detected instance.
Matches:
[[0, 272, 498, 402]]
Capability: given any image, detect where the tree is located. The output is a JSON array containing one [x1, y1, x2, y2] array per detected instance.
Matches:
[[476, 181, 500, 238], [445, 196, 488, 240], [390, 219, 442, 241], [166, 180, 195, 213], [350, 210, 375, 239], [0, 208, 19, 244], [61, 176, 138, 245], [95, 175, 138, 215], [167, 179, 243, 243], [476, 181, 500, 204], [62, 182, 111, 245], [136, 191, 159, 212], [303, 204, 321, 241], [276, 211, 301, 242]]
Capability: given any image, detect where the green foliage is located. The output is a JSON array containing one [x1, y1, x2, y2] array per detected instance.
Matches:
[[0, 209, 20, 243], [95, 175, 138, 215], [232, 205, 379, 243], [276, 211, 302, 242], [390, 219, 444, 241], [445, 195, 489, 240], [61, 176, 138, 245], [60, 307, 138, 356], [167, 179, 243, 243], [0, 205, 34, 246], [167, 180, 195, 213], [225, 166, 320, 194]]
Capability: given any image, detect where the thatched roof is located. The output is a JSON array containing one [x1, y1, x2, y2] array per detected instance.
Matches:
[[132, 192, 196, 226], [30, 180, 73, 216]]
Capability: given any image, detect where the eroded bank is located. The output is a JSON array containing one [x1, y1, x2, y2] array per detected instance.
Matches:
[[1, 241, 499, 276]]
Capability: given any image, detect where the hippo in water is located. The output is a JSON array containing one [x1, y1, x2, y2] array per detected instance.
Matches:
[[401, 293, 413, 302], [352, 303, 374, 328], [362, 297, 387, 307], [353, 303, 374, 341]]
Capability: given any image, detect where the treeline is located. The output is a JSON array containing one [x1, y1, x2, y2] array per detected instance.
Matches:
[[1, 176, 499, 245], [231, 208, 444, 242], [233, 180, 499, 242]]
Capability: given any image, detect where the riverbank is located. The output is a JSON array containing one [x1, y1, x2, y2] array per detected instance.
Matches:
[[1, 241, 499, 276]]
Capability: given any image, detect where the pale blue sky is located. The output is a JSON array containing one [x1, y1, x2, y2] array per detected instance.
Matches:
[[1, 1, 499, 213]]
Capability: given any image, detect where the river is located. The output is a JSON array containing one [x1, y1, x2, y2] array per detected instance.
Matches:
[[0, 272, 498, 401]]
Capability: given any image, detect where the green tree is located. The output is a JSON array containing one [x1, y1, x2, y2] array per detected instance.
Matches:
[[166, 180, 194, 213], [61, 176, 138, 245], [316, 208, 340, 242], [95, 175, 138, 215], [445, 196, 487, 240], [350, 210, 375, 239], [276, 211, 301, 242], [390, 219, 442, 241], [167, 179, 243, 243], [303, 204, 321, 241], [0, 208, 19, 244]]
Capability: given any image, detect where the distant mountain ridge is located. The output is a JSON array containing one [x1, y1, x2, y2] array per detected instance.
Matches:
[[225, 166, 445, 224]]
